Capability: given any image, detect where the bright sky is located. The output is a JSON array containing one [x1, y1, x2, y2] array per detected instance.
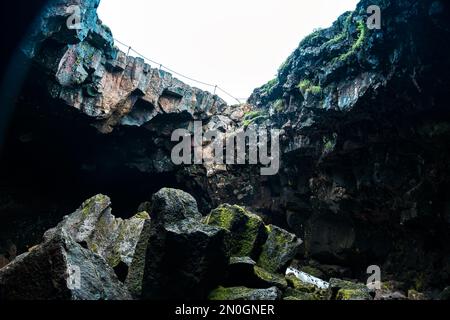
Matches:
[[98, 0, 358, 104]]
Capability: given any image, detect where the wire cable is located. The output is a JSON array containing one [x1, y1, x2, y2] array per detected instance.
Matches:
[[113, 38, 245, 104]]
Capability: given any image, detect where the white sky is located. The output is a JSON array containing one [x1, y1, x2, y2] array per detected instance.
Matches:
[[98, 0, 358, 104]]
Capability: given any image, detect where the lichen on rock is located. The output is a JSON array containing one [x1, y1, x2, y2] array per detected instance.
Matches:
[[328, 278, 372, 300], [141, 188, 230, 300], [0, 228, 131, 300], [44, 194, 149, 277], [257, 225, 302, 273], [204, 204, 267, 259]]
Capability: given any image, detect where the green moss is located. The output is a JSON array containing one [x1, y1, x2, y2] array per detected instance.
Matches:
[[242, 110, 269, 128], [331, 279, 372, 300], [257, 225, 299, 273], [286, 274, 316, 293], [381, 281, 394, 291], [298, 79, 312, 92], [205, 205, 266, 258], [300, 266, 325, 279], [243, 118, 264, 128], [204, 206, 236, 230], [237, 213, 265, 257], [261, 78, 278, 95], [106, 222, 129, 268], [297, 79, 322, 96], [335, 19, 367, 63], [107, 254, 121, 268], [408, 289, 426, 300], [283, 288, 320, 301], [309, 86, 322, 95], [90, 243, 99, 254], [266, 78, 277, 88], [208, 287, 254, 300], [254, 266, 287, 289], [335, 289, 370, 300], [80, 195, 105, 219], [300, 28, 324, 47], [325, 32, 346, 47], [243, 111, 264, 121], [242, 119, 251, 127], [134, 211, 150, 220], [324, 141, 334, 152], [336, 289, 354, 300], [323, 133, 338, 153], [274, 99, 284, 113]]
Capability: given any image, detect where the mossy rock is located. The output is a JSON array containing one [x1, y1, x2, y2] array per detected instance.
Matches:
[[286, 274, 316, 293], [50, 195, 149, 280], [300, 266, 326, 279], [257, 225, 302, 273], [226, 257, 287, 289], [125, 219, 152, 298], [230, 256, 256, 266], [205, 204, 267, 259], [329, 278, 372, 300], [134, 211, 151, 220], [208, 286, 281, 301], [141, 189, 230, 300], [336, 288, 372, 300], [253, 266, 288, 289], [96, 211, 149, 269], [408, 289, 427, 300], [283, 288, 321, 301]]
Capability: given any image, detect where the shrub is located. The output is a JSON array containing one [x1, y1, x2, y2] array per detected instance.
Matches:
[[335, 19, 368, 63], [297, 79, 322, 96]]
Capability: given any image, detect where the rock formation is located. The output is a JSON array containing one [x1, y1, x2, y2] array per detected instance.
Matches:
[[139, 188, 230, 300], [243, 0, 450, 292], [1, 0, 450, 301], [0, 227, 132, 300], [44, 194, 149, 281]]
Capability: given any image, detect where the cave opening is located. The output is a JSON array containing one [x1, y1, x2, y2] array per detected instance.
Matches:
[[0, 67, 192, 255]]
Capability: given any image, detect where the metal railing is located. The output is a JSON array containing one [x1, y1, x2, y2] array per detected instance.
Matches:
[[114, 38, 245, 105]]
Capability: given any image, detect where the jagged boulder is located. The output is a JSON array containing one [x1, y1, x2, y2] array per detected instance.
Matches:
[[408, 290, 428, 300], [44, 194, 149, 280], [125, 219, 152, 298], [141, 188, 229, 300], [226, 257, 287, 289], [257, 225, 302, 273], [328, 278, 372, 300], [208, 286, 281, 301], [286, 274, 318, 293], [21, 0, 105, 59], [244, 0, 450, 290], [19, 0, 228, 136], [285, 267, 330, 290], [204, 204, 267, 259], [372, 281, 407, 300], [253, 266, 288, 289], [0, 228, 131, 300], [282, 267, 329, 300]]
